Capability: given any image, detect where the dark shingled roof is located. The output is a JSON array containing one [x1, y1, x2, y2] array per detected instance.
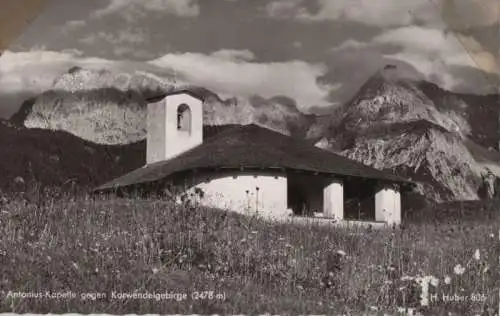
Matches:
[[94, 124, 413, 192], [146, 85, 215, 103]]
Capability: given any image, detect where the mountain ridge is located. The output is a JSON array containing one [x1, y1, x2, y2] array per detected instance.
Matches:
[[313, 65, 500, 202], [12, 66, 315, 144], [7, 64, 500, 202]]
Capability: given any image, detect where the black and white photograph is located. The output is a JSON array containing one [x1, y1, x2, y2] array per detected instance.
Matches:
[[0, 0, 499, 314]]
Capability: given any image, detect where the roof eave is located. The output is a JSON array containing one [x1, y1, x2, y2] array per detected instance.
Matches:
[[145, 88, 205, 103]]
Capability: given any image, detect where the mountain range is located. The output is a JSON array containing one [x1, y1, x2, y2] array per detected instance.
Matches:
[[3, 64, 500, 203], [11, 66, 314, 144]]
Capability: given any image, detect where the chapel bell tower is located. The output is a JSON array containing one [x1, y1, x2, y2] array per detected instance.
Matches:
[[146, 89, 204, 164]]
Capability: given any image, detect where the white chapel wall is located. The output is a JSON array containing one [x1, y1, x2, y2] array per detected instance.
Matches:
[[323, 179, 344, 220], [375, 185, 402, 225], [178, 170, 290, 219]]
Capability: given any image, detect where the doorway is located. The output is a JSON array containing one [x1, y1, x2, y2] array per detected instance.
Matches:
[[287, 172, 324, 216], [343, 178, 376, 221]]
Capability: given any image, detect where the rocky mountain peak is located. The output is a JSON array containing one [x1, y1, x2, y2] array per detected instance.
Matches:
[[51, 66, 172, 94], [13, 66, 314, 144], [379, 64, 423, 81], [312, 64, 500, 202], [354, 64, 424, 99], [67, 66, 83, 74], [336, 64, 459, 137]]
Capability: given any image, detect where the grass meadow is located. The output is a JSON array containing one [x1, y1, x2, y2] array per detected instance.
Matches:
[[0, 187, 499, 315]]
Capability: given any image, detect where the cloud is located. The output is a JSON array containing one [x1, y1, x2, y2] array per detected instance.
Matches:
[[440, 0, 499, 30], [210, 49, 256, 62], [373, 26, 498, 72], [387, 52, 462, 88], [331, 39, 369, 52], [60, 48, 85, 57], [62, 20, 86, 32], [80, 28, 150, 45], [0, 50, 119, 117], [0, 50, 114, 95], [92, 0, 200, 21], [112, 47, 156, 59], [264, 0, 305, 19], [264, 0, 433, 26], [323, 24, 498, 98], [78, 28, 154, 58], [374, 27, 463, 56], [264, 0, 499, 29], [371, 26, 499, 90], [149, 49, 333, 108], [0, 49, 332, 117]]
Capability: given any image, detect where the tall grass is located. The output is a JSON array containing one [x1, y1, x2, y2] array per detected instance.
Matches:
[[0, 189, 498, 315]]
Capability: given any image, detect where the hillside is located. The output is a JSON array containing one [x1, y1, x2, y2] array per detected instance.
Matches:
[[0, 119, 143, 194], [1, 194, 498, 314], [0, 119, 235, 195]]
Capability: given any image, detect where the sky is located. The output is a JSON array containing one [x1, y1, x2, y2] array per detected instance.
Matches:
[[0, 0, 499, 117]]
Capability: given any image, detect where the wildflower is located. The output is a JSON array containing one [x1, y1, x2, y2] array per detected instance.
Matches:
[[296, 285, 304, 291], [429, 277, 439, 287], [251, 230, 258, 234], [401, 275, 414, 281], [336, 250, 346, 256], [152, 267, 159, 274], [489, 233, 495, 238], [473, 249, 480, 261], [453, 264, 465, 275], [483, 265, 489, 273], [444, 276, 451, 284]]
